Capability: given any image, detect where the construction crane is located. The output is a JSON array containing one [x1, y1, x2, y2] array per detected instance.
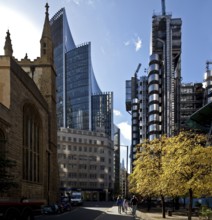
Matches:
[[134, 63, 141, 78]]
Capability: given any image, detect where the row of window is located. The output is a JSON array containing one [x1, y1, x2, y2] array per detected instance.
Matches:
[[58, 144, 108, 154], [60, 163, 112, 172], [58, 136, 105, 145], [58, 154, 112, 164], [67, 173, 110, 179], [61, 181, 110, 188]]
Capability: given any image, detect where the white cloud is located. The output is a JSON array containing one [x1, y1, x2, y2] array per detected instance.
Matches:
[[124, 36, 142, 51], [124, 41, 130, 46], [113, 109, 121, 117], [72, 0, 80, 5], [134, 36, 142, 51], [117, 121, 131, 141]]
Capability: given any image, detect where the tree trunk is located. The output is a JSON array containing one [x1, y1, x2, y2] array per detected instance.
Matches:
[[161, 195, 166, 218], [188, 188, 193, 220]]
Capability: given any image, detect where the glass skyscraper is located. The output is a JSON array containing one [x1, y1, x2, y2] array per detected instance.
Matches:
[[50, 8, 113, 138], [50, 8, 75, 128]]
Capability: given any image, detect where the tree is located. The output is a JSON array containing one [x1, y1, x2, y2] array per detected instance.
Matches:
[[162, 131, 212, 220], [129, 131, 212, 220], [0, 156, 18, 193], [129, 136, 168, 218]]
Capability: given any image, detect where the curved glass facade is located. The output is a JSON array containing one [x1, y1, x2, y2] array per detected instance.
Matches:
[[66, 43, 90, 130], [50, 8, 76, 127], [50, 8, 113, 138]]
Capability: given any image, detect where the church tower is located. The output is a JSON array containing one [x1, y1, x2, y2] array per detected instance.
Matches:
[[4, 30, 13, 56], [17, 3, 58, 203], [40, 3, 53, 63]]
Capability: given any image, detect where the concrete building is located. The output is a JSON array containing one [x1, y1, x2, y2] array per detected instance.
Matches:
[[57, 127, 114, 201], [0, 4, 58, 203]]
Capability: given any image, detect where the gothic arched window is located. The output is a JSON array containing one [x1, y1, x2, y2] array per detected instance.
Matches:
[[23, 104, 41, 183], [0, 129, 6, 157]]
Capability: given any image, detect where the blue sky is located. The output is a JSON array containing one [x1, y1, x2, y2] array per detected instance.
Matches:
[[0, 0, 212, 169]]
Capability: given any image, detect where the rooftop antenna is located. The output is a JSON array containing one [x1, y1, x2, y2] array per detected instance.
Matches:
[[161, 0, 166, 15]]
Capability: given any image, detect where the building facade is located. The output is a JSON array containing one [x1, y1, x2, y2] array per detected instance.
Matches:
[[180, 83, 204, 129], [113, 125, 121, 195], [57, 128, 114, 201], [126, 1, 182, 168], [50, 8, 113, 139], [0, 4, 58, 203], [204, 61, 212, 104]]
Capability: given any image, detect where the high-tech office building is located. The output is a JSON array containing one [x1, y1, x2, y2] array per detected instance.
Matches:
[[204, 61, 212, 104], [180, 83, 204, 130], [50, 8, 113, 138], [126, 1, 182, 167]]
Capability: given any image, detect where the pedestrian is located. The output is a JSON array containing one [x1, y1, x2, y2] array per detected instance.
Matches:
[[130, 195, 138, 216], [123, 198, 129, 213], [116, 195, 123, 214]]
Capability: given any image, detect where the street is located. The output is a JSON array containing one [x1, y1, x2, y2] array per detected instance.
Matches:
[[35, 201, 139, 220]]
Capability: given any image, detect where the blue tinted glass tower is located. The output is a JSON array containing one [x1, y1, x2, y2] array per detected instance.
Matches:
[[50, 8, 75, 128], [50, 8, 113, 138]]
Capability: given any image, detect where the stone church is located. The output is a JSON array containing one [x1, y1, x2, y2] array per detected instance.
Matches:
[[0, 4, 59, 203]]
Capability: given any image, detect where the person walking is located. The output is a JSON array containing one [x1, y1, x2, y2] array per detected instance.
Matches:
[[123, 198, 129, 213], [116, 195, 123, 214], [130, 195, 138, 216]]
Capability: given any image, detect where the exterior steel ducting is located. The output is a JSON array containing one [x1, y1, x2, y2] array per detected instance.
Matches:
[[204, 70, 212, 104], [148, 84, 159, 93], [149, 94, 159, 102], [149, 63, 160, 72], [148, 73, 159, 84], [149, 54, 160, 63], [149, 104, 159, 112]]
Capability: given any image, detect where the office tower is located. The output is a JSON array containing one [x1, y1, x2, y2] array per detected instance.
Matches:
[[50, 8, 113, 138], [50, 8, 75, 128], [150, 2, 182, 139], [50, 8, 114, 196], [204, 61, 212, 104], [126, 67, 148, 164], [91, 92, 113, 138], [180, 83, 204, 129], [126, 0, 182, 168]]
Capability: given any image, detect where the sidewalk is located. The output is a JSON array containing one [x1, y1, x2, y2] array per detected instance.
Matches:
[[106, 205, 199, 220], [137, 207, 199, 220]]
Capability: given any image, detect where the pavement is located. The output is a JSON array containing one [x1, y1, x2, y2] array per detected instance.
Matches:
[[106, 206, 200, 220], [136, 207, 199, 220]]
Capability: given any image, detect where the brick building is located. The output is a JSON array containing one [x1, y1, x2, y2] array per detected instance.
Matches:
[[0, 4, 58, 203]]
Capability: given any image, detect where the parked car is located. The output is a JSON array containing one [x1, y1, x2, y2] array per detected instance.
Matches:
[[41, 204, 60, 215]]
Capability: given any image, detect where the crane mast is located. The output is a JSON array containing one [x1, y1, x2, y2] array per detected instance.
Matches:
[[161, 0, 166, 15]]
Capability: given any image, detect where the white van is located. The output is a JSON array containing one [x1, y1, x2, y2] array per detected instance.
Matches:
[[71, 191, 83, 205]]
